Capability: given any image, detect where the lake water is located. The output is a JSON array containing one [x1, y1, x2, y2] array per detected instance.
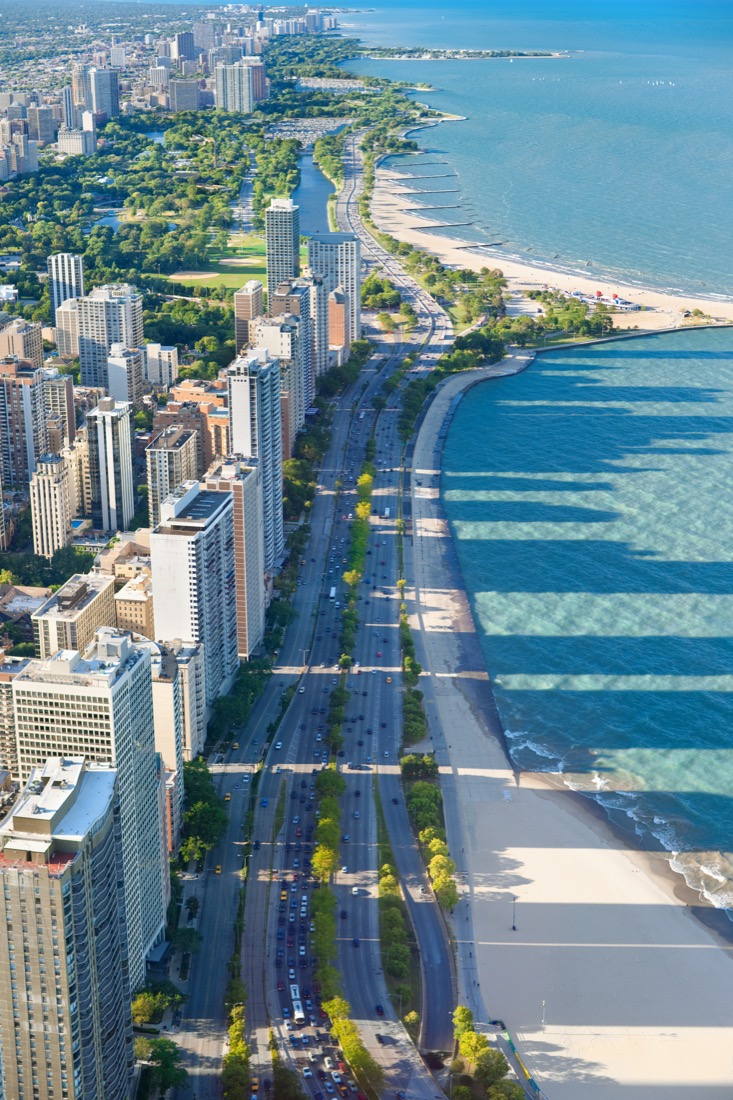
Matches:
[[442, 326, 733, 913], [345, 1, 733, 300]]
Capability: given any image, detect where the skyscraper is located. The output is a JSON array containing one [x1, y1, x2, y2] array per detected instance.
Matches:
[[71, 63, 90, 111], [77, 283, 143, 389], [151, 481, 239, 702], [88, 67, 120, 120], [250, 314, 306, 459], [233, 279, 264, 351], [55, 298, 79, 359], [170, 80, 200, 112], [87, 397, 135, 532], [27, 106, 55, 146], [0, 356, 47, 487], [107, 343, 144, 409], [146, 426, 198, 528], [205, 460, 265, 659], [172, 31, 196, 62], [43, 368, 75, 445], [307, 231, 362, 345], [215, 60, 255, 113], [47, 252, 84, 324], [0, 758, 134, 1100], [12, 629, 168, 990], [270, 278, 314, 408], [266, 198, 300, 304], [60, 83, 76, 128], [145, 342, 179, 387], [29, 454, 73, 559], [227, 349, 284, 571]]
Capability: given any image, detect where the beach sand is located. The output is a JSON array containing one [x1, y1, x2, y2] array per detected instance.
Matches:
[[373, 167, 733, 330], [405, 365, 733, 1097]]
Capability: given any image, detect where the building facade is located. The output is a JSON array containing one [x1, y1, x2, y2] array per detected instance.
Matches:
[[47, 253, 85, 323], [265, 198, 300, 305], [233, 279, 263, 352], [0, 356, 47, 487], [87, 397, 135, 532], [307, 232, 362, 345], [30, 454, 73, 559], [146, 426, 198, 529], [32, 573, 116, 659], [77, 284, 144, 390], [145, 342, 179, 388]]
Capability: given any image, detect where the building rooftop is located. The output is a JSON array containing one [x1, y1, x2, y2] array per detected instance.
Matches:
[[147, 426, 196, 452], [32, 573, 113, 623], [15, 628, 144, 690]]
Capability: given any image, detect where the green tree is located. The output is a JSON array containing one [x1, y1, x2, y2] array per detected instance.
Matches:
[[173, 927, 202, 955], [147, 1038, 188, 1092]]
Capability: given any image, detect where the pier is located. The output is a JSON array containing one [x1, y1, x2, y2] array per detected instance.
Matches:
[[406, 205, 461, 211], [397, 189, 461, 195], [416, 221, 474, 230], [392, 173, 457, 180]]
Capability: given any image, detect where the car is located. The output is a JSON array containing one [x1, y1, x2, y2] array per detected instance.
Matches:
[[251, 1079, 259, 1093], [225, 792, 231, 801], [215, 865, 222, 874], [302, 1035, 311, 1047], [323, 1058, 334, 1072], [352, 937, 360, 948], [357, 739, 364, 747], [304, 1069, 313, 1079], [261, 798, 268, 808], [254, 840, 261, 851], [293, 816, 300, 825], [376, 651, 382, 658], [340, 909, 347, 919], [342, 835, 350, 843], [353, 811, 360, 819], [325, 1085, 335, 1095], [298, 687, 306, 694], [375, 1004, 384, 1016], [232, 743, 239, 750], [299, 945, 306, 956], [289, 968, 296, 980], [275, 741, 283, 750], [386, 676, 393, 683], [391, 797, 398, 805], [277, 979, 285, 992], [351, 886, 359, 896], [380, 722, 387, 729], [383, 751, 389, 758]]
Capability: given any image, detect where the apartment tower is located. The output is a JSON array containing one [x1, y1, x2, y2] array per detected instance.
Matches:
[[265, 198, 300, 305], [87, 397, 135, 532], [145, 426, 198, 528], [47, 252, 85, 323]]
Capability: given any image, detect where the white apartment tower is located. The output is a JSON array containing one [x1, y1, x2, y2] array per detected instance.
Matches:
[[151, 482, 239, 702], [12, 629, 168, 991], [55, 298, 80, 359], [47, 252, 85, 323], [265, 198, 300, 305], [250, 314, 305, 460], [146, 426, 198, 528], [227, 349, 284, 571], [77, 284, 144, 389], [205, 460, 265, 659], [29, 454, 73, 559], [307, 232, 362, 344], [145, 342, 179, 387], [107, 343, 145, 409], [87, 397, 135, 532], [0, 759, 134, 1100]]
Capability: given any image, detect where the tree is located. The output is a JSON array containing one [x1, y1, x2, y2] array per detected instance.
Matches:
[[131, 990, 159, 1026], [147, 1038, 188, 1092], [185, 895, 200, 917], [134, 1036, 153, 1061], [173, 927, 203, 955], [453, 1005, 475, 1040], [183, 799, 228, 850], [474, 1048, 511, 1088], [314, 769, 346, 799]]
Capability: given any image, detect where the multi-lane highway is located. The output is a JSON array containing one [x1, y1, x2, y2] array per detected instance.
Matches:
[[176, 134, 459, 1100]]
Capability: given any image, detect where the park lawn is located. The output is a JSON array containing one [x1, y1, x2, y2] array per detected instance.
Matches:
[[171, 232, 308, 290]]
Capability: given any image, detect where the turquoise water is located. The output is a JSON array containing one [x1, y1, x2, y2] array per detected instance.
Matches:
[[345, 3, 733, 299], [441, 327, 733, 910]]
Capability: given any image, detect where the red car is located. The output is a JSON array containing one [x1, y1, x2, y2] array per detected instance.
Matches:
[[277, 980, 285, 992], [376, 651, 382, 658]]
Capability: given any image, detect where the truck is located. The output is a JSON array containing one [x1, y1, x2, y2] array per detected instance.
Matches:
[[329, 586, 336, 601]]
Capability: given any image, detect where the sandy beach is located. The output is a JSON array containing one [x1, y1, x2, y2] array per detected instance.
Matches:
[[373, 165, 733, 330], [404, 363, 733, 1097]]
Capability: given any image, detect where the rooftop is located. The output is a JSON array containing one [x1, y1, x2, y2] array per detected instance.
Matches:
[[32, 573, 113, 623]]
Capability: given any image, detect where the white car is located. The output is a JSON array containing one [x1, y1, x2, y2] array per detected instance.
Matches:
[[298, 687, 306, 694], [303, 1069, 313, 1079], [275, 741, 283, 750]]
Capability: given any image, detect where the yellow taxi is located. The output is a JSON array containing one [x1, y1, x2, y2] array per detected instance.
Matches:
[[224, 792, 231, 802], [232, 742, 239, 750], [215, 865, 222, 874], [386, 676, 392, 684]]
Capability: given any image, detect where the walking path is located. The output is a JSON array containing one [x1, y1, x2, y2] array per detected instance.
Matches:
[[403, 353, 733, 1099]]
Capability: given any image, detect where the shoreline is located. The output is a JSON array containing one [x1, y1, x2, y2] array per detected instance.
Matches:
[[372, 161, 733, 327], [404, 361, 733, 1096]]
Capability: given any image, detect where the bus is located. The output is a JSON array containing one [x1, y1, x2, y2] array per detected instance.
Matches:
[[289, 984, 301, 1003], [292, 1001, 306, 1025], [329, 587, 336, 601]]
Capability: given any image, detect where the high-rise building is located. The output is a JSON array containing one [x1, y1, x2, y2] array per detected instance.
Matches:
[[55, 297, 80, 359], [170, 80, 200, 112], [149, 64, 169, 88], [12, 629, 168, 990], [107, 343, 145, 409], [165, 640, 206, 760], [77, 283, 143, 389], [306, 270, 329, 381], [205, 459, 265, 658], [215, 60, 255, 113], [151, 481, 239, 702], [0, 356, 47, 487], [145, 342, 179, 387], [32, 573, 116, 659], [0, 654, 32, 780], [307, 231, 362, 344], [110, 45, 127, 68], [0, 316, 43, 368], [0, 758, 134, 1100], [193, 20, 218, 50], [227, 349, 284, 571], [43, 368, 75, 445], [65, 429, 92, 519], [47, 252, 84, 323], [328, 286, 349, 353], [233, 279, 264, 351], [27, 105, 56, 145], [88, 67, 120, 120], [172, 31, 196, 62], [250, 314, 305, 459], [29, 454, 73, 559], [246, 58, 268, 102], [87, 397, 135, 532], [270, 277, 314, 409], [71, 63, 90, 111], [266, 198, 300, 305], [146, 426, 198, 528], [60, 83, 76, 127]]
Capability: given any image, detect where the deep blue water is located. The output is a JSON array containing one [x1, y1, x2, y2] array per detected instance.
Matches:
[[344, 2, 733, 299], [291, 152, 335, 235], [442, 327, 733, 910]]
